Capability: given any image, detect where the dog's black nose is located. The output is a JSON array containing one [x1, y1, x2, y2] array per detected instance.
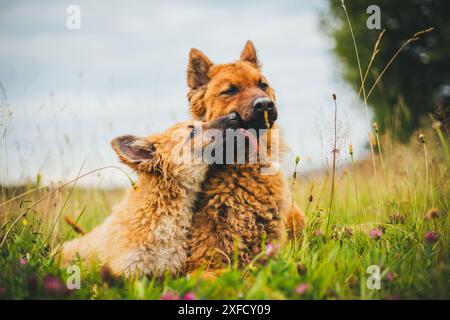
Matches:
[[253, 97, 274, 112]]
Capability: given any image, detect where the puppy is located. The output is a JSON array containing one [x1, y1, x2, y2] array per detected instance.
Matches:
[[60, 113, 240, 276]]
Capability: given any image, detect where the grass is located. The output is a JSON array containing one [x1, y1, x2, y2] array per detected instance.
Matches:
[[0, 124, 449, 300]]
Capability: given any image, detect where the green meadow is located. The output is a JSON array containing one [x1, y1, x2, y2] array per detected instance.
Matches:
[[1, 124, 448, 299]]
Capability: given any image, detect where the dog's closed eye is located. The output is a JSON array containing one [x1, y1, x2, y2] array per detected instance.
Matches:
[[220, 85, 239, 96]]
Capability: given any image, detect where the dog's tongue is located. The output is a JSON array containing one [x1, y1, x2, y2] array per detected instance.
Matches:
[[238, 128, 258, 153]]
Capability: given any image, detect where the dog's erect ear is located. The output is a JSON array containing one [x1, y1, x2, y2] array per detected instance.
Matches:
[[111, 135, 155, 169], [240, 40, 259, 67], [188, 48, 213, 90]]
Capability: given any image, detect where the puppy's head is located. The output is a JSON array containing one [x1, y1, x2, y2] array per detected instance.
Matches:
[[111, 113, 242, 180]]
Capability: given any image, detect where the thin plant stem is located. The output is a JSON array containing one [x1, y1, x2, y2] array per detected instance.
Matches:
[[341, 0, 379, 203], [419, 134, 429, 214], [356, 29, 385, 101], [290, 156, 300, 243], [349, 144, 360, 217], [373, 122, 386, 172], [326, 94, 338, 231], [304, 183, 315, 217]]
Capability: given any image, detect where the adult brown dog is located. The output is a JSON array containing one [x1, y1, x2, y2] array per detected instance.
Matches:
[[186, 41, 304, 272]]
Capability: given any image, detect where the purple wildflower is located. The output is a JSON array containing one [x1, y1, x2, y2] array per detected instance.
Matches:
[[295, 283, 309, 295], [265, 242, 279, 257], [386, 271, 395, 282], [425, 231, 439, 244], [369, 228, 384, 239], [182, 292, 196, 300], [43, 275, 69, 296]]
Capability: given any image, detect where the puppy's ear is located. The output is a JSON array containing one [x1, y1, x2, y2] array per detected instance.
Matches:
[[188, 48, 213, 90], [111, 135, 155, 170], [240, 40, 260, 67]]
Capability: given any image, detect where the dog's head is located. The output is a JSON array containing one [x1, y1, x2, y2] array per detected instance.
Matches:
[[187, 41, 277, 131], [111, 113, 242, 179]]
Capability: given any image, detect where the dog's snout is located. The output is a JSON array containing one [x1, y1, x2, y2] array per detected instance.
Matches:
[[253, 97, 274, 112], [207, 113, 241, 131], [225, 112, 241, 129]]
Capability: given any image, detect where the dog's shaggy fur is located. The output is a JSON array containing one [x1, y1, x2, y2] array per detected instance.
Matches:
[[61, 117, 238, 276], [186, 41, 304, 271]]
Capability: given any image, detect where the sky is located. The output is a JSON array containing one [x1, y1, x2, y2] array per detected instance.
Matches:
[[0, 0, 370, 187]]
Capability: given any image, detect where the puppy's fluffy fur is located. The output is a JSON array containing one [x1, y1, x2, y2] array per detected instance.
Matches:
[[61, 117, 235, 276]]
